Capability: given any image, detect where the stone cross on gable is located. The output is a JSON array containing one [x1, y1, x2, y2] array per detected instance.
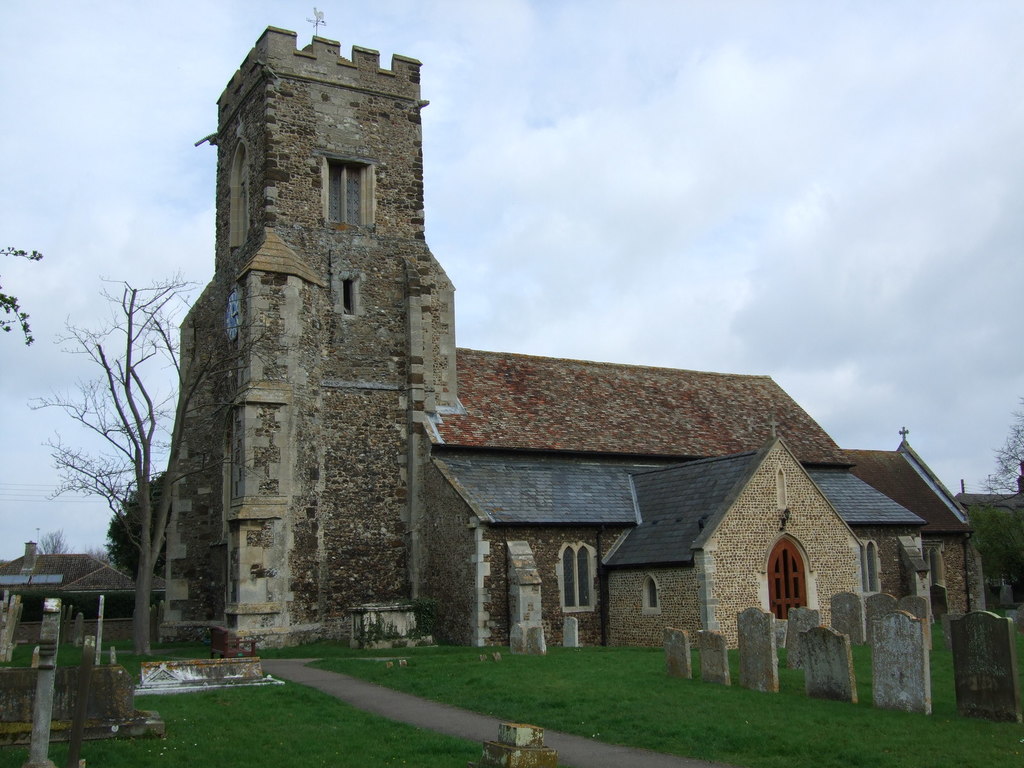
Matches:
[[899, 426, 910, 440], [769, 416, 778, 438]]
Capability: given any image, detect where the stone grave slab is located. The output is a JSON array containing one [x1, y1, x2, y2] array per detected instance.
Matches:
[[136, 657, 284, 695], [898, 594, 932, 649], [872, 610, 931, 714], [525, 625, 547, 656], [738, 607, 778, 693], [563, 616, 579, 648], [698, 630, 730, 686], [786, 607, 820, 669], [802, 626, 857, 704], [510, 623, 526, 655], [865, 593, 898, 646], [830, 592, 865, 645], [950, 611, 1022, 722], [468, 722, 557, 768], [664, 627, 692, 679]]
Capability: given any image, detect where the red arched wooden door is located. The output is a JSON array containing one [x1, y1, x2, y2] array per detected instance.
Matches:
[[768, 538, 806, 619]]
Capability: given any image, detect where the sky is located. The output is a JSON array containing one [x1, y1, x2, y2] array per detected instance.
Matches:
[[2, 0, 1023, 560]]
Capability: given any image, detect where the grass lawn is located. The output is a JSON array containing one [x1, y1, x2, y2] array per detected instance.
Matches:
[[2, 627, 1022, 768], [0, 642, 479, 768], [312, 625, 1024, 768]]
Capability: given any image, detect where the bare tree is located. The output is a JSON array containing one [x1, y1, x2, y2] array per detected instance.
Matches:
[[35, 276, 224, 653], [38, 529, 69, 555], [986, 397, 1024, 495]]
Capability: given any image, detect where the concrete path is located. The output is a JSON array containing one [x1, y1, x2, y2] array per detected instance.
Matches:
[[262, 658, 739, 768]]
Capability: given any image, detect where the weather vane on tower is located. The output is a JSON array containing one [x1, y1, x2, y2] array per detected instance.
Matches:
[[308, 8, 326, 36]]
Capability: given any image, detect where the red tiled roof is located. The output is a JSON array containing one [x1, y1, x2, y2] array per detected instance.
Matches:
[[434, 349, 848, 465], [0, 554, 144, 592], [847, 449, 970, 533]]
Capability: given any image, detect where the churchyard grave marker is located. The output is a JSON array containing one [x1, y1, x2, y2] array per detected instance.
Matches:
[[738, 607, 778, 693], [872, 609, 931, 714], [831, 591, 865, 645], [786, 607, 820, 669], [563, 616, 579, 647], [802, 625, 857, 703], [949, 611, 1022, 722], [525, 624, 547, 656], [865, 592, 898, 646], [897, 594, 932, 648], [663, 627, 692, 679], [698, 630, 731, 686]]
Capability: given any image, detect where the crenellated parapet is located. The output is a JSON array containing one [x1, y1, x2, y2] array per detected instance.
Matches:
[[218, 26, 422, 121]]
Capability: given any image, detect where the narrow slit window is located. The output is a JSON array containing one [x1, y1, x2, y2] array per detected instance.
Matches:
[[342, 278, 356, 315]]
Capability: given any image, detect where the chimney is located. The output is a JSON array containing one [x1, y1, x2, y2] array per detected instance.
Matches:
[[20, 541, 38, 573]]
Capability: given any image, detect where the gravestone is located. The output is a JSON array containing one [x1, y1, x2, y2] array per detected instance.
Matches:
[[802, 626, 857, 703], [72, 612, 84, 648], [26, 597, 61, 768], [872, 610, 931, 714], [738, 607, 778, 693], [930, 583, 948, 618], [0, 594, 23, 662], [998, 583, 1013, 606], [468, 722, 557, 768], [786, 607, 820, 669], [698, 630, 730, 686], [563, 617, 579, 648], [136, 658, 284, 695], [525, 625, 547, 656], [94, 594, 106, 666], [663, 627, 692, 679], [509, 623, 526, 655], [941, 612, 962, 651], [831, 592, 865, 645], [949, 611, 1022, 722], [773, 617, 788, 649], [865, 593, 898, 646], [897, 595, 932, 649]]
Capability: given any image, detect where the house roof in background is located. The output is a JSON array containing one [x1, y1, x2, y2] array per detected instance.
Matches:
[[433, 349, 850, 466], [0, 553, 161, 592]]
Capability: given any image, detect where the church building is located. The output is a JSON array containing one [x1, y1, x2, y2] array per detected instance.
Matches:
[[166, 27, 983, 647]]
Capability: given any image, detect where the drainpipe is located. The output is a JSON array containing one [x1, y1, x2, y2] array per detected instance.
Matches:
[[597, 526, 608, 647]]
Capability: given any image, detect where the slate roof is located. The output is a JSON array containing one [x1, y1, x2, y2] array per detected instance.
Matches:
[[605, 452, 759, 568], [847, 447, 970, 533], [433, 349, 849, 466], [434, 453, 660, 525], [808, 469, 924, 526]]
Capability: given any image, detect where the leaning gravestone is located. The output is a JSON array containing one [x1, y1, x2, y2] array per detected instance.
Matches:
[[786, 607, 820, 669], [663, 627, 692, 679], [802, 626, 857, 703], [865, 593, 898, 646], [872, 610, 931, 714], [949, 611, 1022, 722], [525, 625, 547, 656], [831, 592, 866, 645], [897, 595, 932, 649], [698, 630, 730, 686], [509, 623, 526, 655], [738, 607, 778, 693], [562, 617, 579, 648]]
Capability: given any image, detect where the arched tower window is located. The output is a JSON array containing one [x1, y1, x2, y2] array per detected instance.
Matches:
[[229, 143, 250, 248]]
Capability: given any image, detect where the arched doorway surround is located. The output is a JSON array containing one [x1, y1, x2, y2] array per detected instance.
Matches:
[[768, 537, 806, 619]]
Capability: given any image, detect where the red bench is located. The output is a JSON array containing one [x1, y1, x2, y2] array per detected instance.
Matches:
[[210, 626, 257, 659]]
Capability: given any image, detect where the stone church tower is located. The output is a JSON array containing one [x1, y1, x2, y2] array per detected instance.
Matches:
[[166, 28, 457, 644]]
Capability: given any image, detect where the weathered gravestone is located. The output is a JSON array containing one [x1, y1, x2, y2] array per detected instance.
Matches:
[[831, 592, 866, 645], [998, 584, 1014, 606], [25, 598, 60, 768], [562, 616, 579, 648], [663, 627, 692, 679], [949, 611, 1022, 722], [509, 623, 526, 655], [0, 594, 23, 662], [137, 658, 284, 694], [71, 611, 84, 648], [786, 607, 820, 669], [898, 594, 932, 649], [698, 630, 731, 686], [738, 607, 778, 693], [525, 624, 547, 656], [865, 592, 898, 646], [930, 583, 948, 618], [941, 613, 962, 651], [872, 610, 931, 714], [468, 722, 557, 768], [802, 626, 857, 703], [773, 617, 788, 649]]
